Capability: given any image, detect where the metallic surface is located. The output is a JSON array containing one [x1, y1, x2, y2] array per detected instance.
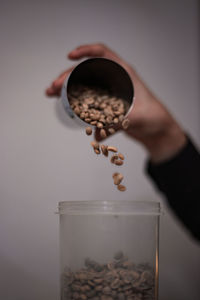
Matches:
[[61, 58, 134, 126]]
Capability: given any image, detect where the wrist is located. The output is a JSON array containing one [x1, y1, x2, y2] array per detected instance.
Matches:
[[146, 124, 187, 163]]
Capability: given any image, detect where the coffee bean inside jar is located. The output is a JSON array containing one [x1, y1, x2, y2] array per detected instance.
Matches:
[[62, 252, 155, 300]]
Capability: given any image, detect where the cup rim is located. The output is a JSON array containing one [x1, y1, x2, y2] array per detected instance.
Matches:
[[61, 57, 134, 127], [57, 200, 161, 216]]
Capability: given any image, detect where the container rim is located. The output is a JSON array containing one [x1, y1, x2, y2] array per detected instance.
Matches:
[[61, 57, 134, 126], [57, 200, 161, 216]]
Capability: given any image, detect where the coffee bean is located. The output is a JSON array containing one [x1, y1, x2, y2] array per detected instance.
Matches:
[[95, 285, 103, 292], [118, 293, 125, 300], [80, 112, 86, 119], [107, 261, 116, 271], [113, 117, 119, 124], [122, 261, 135, 270], [104, 107, 113, 117], [100, 102, 107, 109], [86, 127, 92, 135], [94, 149, 101, 155], [110, 278, 120, 289], [117, 184, 126, 191], [85, 97, 94, 105], [94, 278, 103, 284], [101, 145, 109, 157], [110, 154, 118, 164], [100, 129, 107, 139], [85, 117, 91, 123], [74, 106, 81, 115], [82, 103, 89, 110], [102, 286, 112, 295], [118, 153, 124, 160], [114, 251, 124, 261], [113, 173, 123, 185], [91, 141, 101, 155], [114, 110, 122, 116], [99, 118, 106, 124], [91, 120, 98, 125], [94, 102, 100, 109], [91, 114, 100, 121], [114, 174, 124, 185], [90, 141, 98, 147], [97, 122, 104, 129], [112, 172, 119, 179], [115, 159, 124, 166], [106, 116, 113, 124], [108, 128, 115, 135], [107, 146, 118, 153]]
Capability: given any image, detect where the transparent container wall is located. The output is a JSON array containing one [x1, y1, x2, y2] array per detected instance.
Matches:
[[58, 201, 160, 300]]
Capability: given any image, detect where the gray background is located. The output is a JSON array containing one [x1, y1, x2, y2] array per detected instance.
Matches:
[[0, 0, 199, 299]]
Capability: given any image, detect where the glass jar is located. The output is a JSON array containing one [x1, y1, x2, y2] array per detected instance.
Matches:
[[58, 200, 161, 300]]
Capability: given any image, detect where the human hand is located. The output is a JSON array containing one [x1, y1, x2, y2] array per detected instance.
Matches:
[[45, 43, 133, 97], [46, 43, 186, 163]]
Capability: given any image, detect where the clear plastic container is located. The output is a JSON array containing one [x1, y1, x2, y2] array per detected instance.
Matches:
[[58, 200, 161, 300]]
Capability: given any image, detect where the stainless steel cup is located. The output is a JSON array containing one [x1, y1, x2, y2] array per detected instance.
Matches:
[[61, 58, 134, 127]]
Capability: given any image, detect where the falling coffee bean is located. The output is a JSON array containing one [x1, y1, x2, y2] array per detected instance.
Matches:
[[85, 127, 92, 136], [69, 85, 129, 192]]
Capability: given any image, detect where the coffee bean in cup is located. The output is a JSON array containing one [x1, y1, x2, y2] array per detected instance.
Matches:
[[68, 85, 130, 129]]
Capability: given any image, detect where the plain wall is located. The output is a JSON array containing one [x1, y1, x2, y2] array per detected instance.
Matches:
[[0, 0, 199, 299]]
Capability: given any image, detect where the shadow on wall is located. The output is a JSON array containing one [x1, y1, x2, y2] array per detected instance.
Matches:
[[0, 256, 58, 300]]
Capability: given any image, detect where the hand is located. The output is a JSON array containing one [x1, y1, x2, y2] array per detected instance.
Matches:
[[45, 43, 133, 97], [46, 43, 186, 163]]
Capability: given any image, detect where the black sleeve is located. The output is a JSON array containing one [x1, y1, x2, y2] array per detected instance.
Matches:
[[146, 137, 200, 240]]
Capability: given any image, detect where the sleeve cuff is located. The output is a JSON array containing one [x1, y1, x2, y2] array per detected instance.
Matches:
[[146, 136, 200, 194]]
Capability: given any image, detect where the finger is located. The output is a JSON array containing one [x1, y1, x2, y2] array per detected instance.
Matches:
[[52, 66, 74, 88], [68, 43, 106, 60], [46, 72, 68, 97], [46, 66, 74, 97], [45, 82, 63, 97], [45, 87, 59, 97]]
